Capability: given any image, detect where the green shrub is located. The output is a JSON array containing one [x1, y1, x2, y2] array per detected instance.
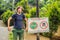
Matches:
[[9, 32, 13, 40], [28, 0, 36, 6], [25, 13, 31, 18], [39, 7, 50, 17], [1, 10, 14, 26], [29, 7, 36, 17], [16, 0, 30, 13], [40, 0, 60, 37]]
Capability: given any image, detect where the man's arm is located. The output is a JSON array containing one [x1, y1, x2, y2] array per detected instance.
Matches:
[[8, 17, 12, 31], [24, 18, 28, 31]]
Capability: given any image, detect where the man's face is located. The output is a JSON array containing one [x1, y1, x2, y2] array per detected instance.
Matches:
[[17, 8, 22, 13]]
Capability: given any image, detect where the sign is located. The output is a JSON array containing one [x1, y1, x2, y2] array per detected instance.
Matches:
[[30, 22, 37, 29], [28, 17, 49, 33]]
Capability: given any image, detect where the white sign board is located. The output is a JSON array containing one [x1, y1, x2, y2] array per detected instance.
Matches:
[[28, 17, 49, 33]]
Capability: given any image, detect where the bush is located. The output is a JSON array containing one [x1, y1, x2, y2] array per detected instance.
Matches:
[[39, 0, 60, 37], [39, 7, 50, 17], [1, 10, 14, 26], [9, 32, 13, 40], [16, 0, 30, 13], [25, 13, 31, 18], [29, 7, 36, 17], [28, 0, 36, 6]]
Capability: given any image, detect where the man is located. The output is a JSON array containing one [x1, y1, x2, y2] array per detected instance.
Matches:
[[8, 6, 28, 40]]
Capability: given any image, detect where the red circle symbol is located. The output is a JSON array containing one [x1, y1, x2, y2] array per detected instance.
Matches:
[[40, 21, 48, 29]]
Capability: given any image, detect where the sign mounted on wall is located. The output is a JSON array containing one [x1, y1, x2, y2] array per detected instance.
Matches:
[[28, 17, 49, 33]]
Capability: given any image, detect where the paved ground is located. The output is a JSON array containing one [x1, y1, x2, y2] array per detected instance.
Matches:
[[0, 20, 9, 40], [0, 20, 50, 40], [24, 32, 50, 40]]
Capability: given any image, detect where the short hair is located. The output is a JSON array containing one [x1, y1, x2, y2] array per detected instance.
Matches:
[[16, 6, 23, 12]]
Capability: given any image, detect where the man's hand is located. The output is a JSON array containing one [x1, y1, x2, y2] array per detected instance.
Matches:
[[8, 27, 11, 31], [25, 27, 28, 32], [25, 18, 28, 32]]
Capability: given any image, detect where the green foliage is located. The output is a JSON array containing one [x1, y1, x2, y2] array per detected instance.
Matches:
[[25, 13, 31, 18], [1, 10, 14, 25], [0, 0, 14, 15], [1, 0, 60, 38], [40, 0, 60, 37], [29, 7, 36, 17], [39, 7, 50, 17], [42, 32, 53, 37], [9, 32, 13, 40], [28, 0, 36, 6], [49, 1, 60, 33], [16, 0, 30, 13]]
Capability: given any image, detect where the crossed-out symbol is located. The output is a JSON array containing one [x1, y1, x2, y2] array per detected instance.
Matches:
[[30, 21, 48, 30], [40, 21, 48, 29]]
